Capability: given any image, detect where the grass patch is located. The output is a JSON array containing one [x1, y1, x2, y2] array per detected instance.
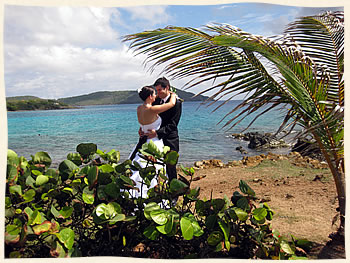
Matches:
[[247, 159, 332, 181]]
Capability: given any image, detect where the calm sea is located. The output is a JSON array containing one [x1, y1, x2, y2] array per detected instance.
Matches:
[[7, 101, 294, 167]]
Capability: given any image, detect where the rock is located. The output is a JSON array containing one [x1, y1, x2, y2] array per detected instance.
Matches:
[[235, 146, 248, 154], [292, 138, 323, 160], [194, 161, 203, 168]]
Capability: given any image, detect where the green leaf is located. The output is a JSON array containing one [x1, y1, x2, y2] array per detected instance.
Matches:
[[239, 180, 255, 196], [156, 216, 173, 234], [33, 221, 52, 235], [7, 149, 18, 161], [236, 197, 250, 211], [25, 175, 36, 188], [169, 179, 188, 193], [5, 233, 20, 245], [218, 220, 230, 241], [180, 217, 194, 240], [33, 151, 52, 167], [51, 205, 60, 218], [67, 153, 82, 166], [252, 207, 268, 221], [144, 202, 161, 220], [207, 231, 223, 246], [106, 149, 120, 163], [143, 225, 159, 240], [28, 209, 42, 226], [211, 199, 226, 212], [6, 224, 21, 236], [58, 160, 78, 179], [99, 164, 115, 173], [120, 175, 134, 186], [58, 228, 75, 250], [36, 175, 49, 186], [76, 143, 97, 156], [104, 183, 120, 198], [31, 170, 42, 176], [164, 151, 179, 165], [150, 210, 168, 225], [7, 165, 18, 185], [205, 214, 217, 229], [5, 197, 11, 209], [82, 186, 94, 204], [51, 241, 66, 257], [23, 189, 36, 202], [233, 207, 248, 221], [9, 185, 22, 196], [280, 240, 295, 254], [87, 166, 98, 189], [59, 207, 73, 219], [109, 214, 126, 225]]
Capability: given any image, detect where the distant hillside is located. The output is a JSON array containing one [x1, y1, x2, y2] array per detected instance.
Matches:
[[6, 96, 41, 102], [6, 97, 72, 111], [58, 89, 209, 106]]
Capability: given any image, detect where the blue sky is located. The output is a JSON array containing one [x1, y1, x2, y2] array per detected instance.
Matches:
[[3, 2, 343, 99]]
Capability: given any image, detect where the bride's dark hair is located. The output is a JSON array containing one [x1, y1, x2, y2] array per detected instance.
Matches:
[[138, 86, 155, 101]]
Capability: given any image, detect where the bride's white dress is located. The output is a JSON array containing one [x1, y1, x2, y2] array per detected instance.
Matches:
[[128, 116, 165, 198]]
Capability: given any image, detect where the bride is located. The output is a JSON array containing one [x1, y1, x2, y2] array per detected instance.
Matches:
[[127, 86, 176, 198]]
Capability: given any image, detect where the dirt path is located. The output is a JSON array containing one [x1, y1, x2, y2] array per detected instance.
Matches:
[[184, 158, 344, 258]]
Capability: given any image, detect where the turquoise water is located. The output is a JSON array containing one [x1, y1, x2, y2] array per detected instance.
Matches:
[[7, 101, 292, 167]]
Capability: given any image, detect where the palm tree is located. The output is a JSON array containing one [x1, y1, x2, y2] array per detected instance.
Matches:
[[123, 11, 345, 234]]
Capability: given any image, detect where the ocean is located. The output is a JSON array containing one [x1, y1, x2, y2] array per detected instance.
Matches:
[[7, 101, 295, 167]]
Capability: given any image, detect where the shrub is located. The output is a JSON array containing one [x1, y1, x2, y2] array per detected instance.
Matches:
[[5, 143, 310, 259]]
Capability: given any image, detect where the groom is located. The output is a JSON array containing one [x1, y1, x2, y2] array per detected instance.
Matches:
[[146, 77, 182, 182]]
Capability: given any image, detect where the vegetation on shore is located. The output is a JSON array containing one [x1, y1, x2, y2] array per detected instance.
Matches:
[[6, 98, 72, 111], [6, 89, 209, 111], [6, 143, 312, 259]]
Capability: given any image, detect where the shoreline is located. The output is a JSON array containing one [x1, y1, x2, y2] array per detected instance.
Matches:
[[182, 151, 328, 171]]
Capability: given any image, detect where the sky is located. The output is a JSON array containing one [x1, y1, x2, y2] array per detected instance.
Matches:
[[3, 1, 344, 99]]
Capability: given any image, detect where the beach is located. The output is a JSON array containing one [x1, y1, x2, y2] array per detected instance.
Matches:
[[184, 152, 343, 259]]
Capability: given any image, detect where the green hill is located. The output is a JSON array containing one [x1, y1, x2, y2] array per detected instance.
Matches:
[[6, 97, 71, 111], [6, 96, 41, 102], [58, 89, 209, 106], [6, 89, 210, 111]]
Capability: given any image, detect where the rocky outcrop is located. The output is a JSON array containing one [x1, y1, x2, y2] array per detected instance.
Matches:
[[231, 132, 290, 149], [193, 151, 329, 170], [292, 138, 323, 160]]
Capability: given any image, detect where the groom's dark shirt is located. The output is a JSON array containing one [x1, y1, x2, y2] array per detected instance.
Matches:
[[153, 96, 182, 152]]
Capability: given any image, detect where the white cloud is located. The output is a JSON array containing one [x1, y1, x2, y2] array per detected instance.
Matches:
[[122, 6, 171, 27], [4, 6, 119, 47]]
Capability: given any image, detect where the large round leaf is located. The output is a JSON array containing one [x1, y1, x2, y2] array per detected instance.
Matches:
[[36, 175, 49, 186], [150, 210, 168, 225], [82, 187, 94, 204], [58, 160, 78, 179], [233, 207, 248, 221], [252, 207, 268, 221], [143, 225, 159, 240], [207, 231, 223, 246], [180, 217, 194, 240], [33, 152, 52, 167], [164, 151, 179, 166], [23, 189, 36, 202], [144, 202, 161, 220], [76, 143, 97, 157], [58, 228, 75, 250]]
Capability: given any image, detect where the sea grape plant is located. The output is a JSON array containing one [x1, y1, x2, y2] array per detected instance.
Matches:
[[5, 142, 310, 259]]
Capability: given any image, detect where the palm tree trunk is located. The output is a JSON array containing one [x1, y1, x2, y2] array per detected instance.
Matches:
[[314, 134, 345, 235]]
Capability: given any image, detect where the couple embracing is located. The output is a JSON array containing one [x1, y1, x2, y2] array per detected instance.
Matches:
[[128, 77, 182, 198]]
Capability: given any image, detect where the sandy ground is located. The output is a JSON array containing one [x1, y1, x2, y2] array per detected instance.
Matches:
[[184, 160, 344, 258]]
